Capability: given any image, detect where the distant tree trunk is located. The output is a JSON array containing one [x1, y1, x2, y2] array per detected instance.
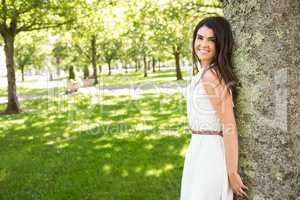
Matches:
[[147, 59, 151, 70], [224, 1, 299, 199], [49, 71, 54, 81], [98, 65, 102, 74], [173, 45, 183, 80], [135, 59, 138, 72], [152, 57, 156, 72], [91, 35, 98, 85], [20, 65, 24, 82], [83, 65, 89, 79], [143, 56, 147, 77], [123, 61, 128, 73], [68, 66, 75, 80], [2, 32, 21, 114], [55, 57, 61, 77], [108, 60, 112, 75], [138, 60, 141, 70], [158, 61, 161, 71]]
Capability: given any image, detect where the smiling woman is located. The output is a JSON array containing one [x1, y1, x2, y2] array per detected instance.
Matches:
[[180, 16, 248, 200]]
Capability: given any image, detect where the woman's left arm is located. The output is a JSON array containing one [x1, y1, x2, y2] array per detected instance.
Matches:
[[202, 70, 248, 197]]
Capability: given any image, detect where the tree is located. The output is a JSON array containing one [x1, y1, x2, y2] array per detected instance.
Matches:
[[83, 65, 90, 79], [68, 65, 75, 80], [52, 37, 69, 77], [100, 37, 120, 76], [0, 0, 78, 114], [15, 32, 47, 81], [223, 0, 299, 199]]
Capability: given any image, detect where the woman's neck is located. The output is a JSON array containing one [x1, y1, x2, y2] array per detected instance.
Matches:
[[200, 62, 214, 69]]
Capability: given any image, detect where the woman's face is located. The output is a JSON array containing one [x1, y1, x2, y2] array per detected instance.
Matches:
[[194, 25, 216, 66]]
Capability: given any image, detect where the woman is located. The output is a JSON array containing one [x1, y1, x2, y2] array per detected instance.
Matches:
[[180, 16, 248, 200]]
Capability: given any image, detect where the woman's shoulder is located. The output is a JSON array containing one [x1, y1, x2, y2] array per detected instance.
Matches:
[[201, 68, 221, 87]]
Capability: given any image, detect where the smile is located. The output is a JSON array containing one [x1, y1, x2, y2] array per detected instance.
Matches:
[[197, 49, 210, 54]]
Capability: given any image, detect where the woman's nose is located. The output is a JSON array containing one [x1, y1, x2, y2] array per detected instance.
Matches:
[[200, 39, 209, 47]]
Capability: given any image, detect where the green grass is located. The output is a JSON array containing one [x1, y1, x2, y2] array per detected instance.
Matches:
[[99, 68, 188, 87], [0, 86, 66, 97], [0, 92, 190, 200], [0, 68, 188, 97]]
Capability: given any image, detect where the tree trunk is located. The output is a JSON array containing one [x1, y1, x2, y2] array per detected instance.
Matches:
[[143, 56, 147, 77], [108, 60, 111, 75], [173, 46, 183, 80], [91, 35, 98, 85], [123, 61, 128, 73], [135, 59, 138, 72], [3, 33, 21, 114], [158, 61, 161, 71], [49, 72, 53, 81], [98, 65, 102, 74], [20, 65, 24, 82], [138, 60, 141, 70], [56, 57, 61, 77], [152, 57, 156, 72], [223, 1, 299, 199], [147, 59, 151, 70]]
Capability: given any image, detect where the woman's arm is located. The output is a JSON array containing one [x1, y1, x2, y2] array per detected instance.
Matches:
[[201, 69, 248, 197]]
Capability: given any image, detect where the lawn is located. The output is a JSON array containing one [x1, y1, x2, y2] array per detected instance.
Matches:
[[99, 68, 188, 87], [0, 67, 189, 97], [0, 91, 190, 200]]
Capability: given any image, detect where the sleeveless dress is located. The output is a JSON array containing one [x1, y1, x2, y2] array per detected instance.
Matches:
[[180, 67, 233, 200]]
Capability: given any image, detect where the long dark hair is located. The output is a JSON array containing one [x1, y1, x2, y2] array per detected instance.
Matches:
[[192, 16, 240, 103]]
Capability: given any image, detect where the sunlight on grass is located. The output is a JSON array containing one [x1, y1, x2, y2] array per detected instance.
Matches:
[[0, 169, 8, 182], [0, 91, 190, 199]]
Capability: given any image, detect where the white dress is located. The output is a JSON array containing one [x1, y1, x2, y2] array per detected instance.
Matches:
[[180, 67, 233, 200]]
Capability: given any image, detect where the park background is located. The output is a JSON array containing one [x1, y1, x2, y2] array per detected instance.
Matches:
[[0, 0, 299, 199]]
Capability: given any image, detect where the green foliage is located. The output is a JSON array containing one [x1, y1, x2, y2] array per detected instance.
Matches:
[[68, 65, 76, 80], [0, 0, 80, 32], [15, 32, 48, 73]]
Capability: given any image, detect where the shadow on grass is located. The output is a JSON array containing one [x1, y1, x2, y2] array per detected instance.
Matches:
[[0, 92, 190, 200]]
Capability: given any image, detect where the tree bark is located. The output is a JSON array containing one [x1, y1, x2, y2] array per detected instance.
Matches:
[[56, 57, 61, 77], [3, 32, 21, 114], [123, 61, 128, 73], [138, 60, 141, 70], [108, 60, 112, 75], [158, 61, 161, 71], [134, 59, 138, 72], [91, 35, 98, 85], [147, 59, 151, 70], [143, 56, 147, 77], [173, 46, 183, 80], [20, 65, 24, 82], [223, 1, 299, 199], [98, 65, 102, 74], [152, 57, 156, 72]]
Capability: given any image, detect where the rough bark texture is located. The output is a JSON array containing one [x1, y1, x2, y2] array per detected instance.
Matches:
[[223, 1, 299, 199], [3, 33, 21, 114]]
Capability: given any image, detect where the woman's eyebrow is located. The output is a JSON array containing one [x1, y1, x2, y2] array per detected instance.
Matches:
[[197, 34, 216, 39]]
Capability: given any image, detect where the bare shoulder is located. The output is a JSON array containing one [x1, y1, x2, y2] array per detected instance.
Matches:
[[202, 68, 221, 87]]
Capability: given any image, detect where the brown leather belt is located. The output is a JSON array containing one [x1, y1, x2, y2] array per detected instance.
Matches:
[[192, 130, 223, 137]]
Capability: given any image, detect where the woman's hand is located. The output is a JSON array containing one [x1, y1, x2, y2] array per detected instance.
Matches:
[[229, 172, 248, 198]]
